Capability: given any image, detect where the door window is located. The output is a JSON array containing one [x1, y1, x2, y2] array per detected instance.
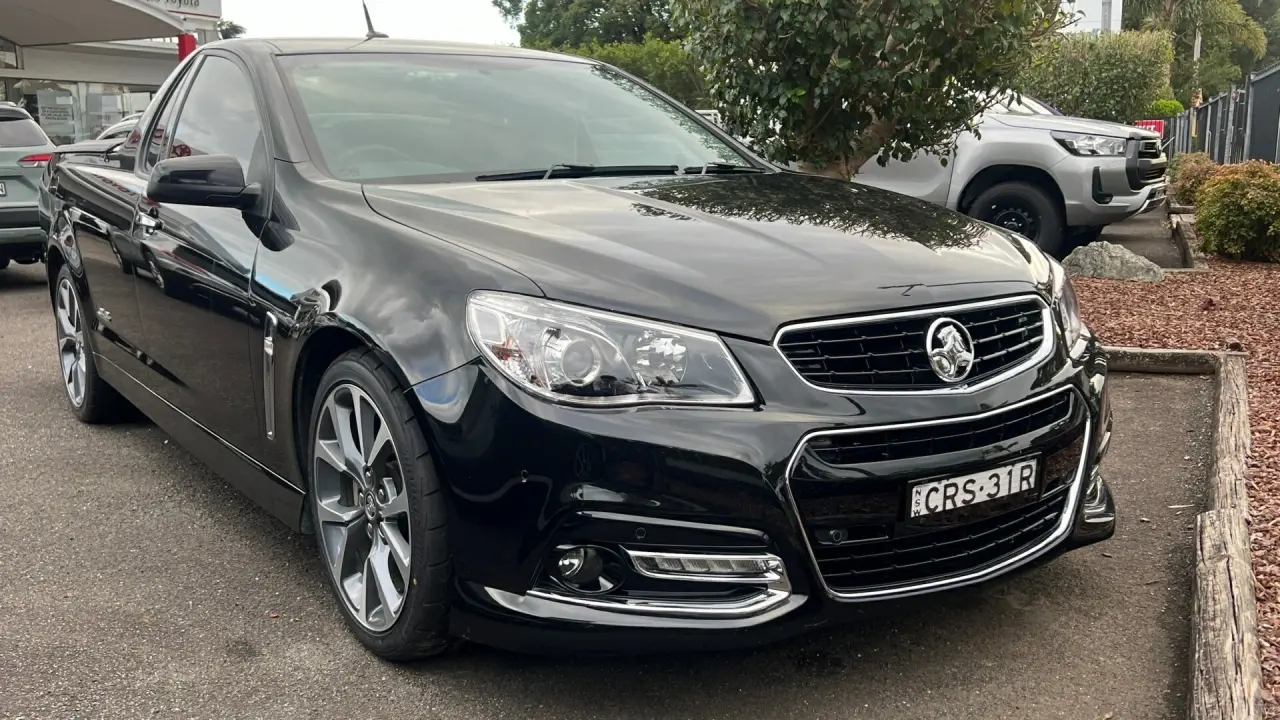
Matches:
[[168, 55, 264, 175]]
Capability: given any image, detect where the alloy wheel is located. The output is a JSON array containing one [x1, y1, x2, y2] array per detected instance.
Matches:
[[313, 383, 412, 632], [54, 277, 88, 408]]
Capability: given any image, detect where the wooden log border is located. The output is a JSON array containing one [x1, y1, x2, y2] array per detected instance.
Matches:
[[1103, 346, 1259, 720]]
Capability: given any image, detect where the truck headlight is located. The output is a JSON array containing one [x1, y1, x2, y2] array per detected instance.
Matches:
[[466, 291, 755, 407], [1052, 131, 1127, 156], [1049, 258, 1085, 354]]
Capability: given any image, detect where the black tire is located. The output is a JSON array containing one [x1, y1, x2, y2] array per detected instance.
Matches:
[[970, 181, 1066, 256], [0, 257, 9, 270], [53, 265, 134, 424], [307, 348, 453, 660]]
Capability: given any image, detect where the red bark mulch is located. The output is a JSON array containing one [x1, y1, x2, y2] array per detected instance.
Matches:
[[1074, 259, 1280, 715]]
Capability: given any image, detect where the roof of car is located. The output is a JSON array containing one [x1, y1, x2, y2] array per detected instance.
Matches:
[[211, 37, 589, 63]]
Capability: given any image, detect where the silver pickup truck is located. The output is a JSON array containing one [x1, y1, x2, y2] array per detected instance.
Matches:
[[701, 97, 1168, 255]]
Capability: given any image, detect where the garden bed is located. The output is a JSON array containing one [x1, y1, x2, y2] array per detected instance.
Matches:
[[1075, 260, 1280, 715]]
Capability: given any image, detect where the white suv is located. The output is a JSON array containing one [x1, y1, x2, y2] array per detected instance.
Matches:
[[856, 96, 1167, 255]]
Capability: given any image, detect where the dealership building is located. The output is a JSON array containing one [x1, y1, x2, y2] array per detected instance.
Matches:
[[2, 0, 221, 144]]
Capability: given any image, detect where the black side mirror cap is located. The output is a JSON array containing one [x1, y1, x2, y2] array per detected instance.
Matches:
[[148, 154, 260, 209]]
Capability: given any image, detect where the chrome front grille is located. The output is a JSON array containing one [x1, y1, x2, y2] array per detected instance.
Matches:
[[807, 391, 1072, 466], [784, 386, 1090, 600], [775, 296, 1051, 393]]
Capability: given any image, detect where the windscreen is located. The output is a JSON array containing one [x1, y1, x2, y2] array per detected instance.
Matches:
[[0, 117, 50, 148], [279, 53, 751, 183]]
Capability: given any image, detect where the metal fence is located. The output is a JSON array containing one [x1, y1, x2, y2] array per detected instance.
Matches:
[[1166, 62, 1280, 163]]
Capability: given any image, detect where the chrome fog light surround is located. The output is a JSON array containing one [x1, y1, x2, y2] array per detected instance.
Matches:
[[626, 549, 786, 585], [1081, 468, 1113, 524], [523, 549, 793, 619]]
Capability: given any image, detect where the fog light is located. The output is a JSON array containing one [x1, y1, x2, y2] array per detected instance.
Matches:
[[556, 547, 602, 582], [551, 546, 619, 594], [627, 550, 785, 583]]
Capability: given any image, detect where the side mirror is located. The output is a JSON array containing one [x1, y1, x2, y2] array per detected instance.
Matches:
[[147, 154, 260, 209]]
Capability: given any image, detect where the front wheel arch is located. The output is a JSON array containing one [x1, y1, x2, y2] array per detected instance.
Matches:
[[957, 165, 1066, 220], [289, 320, 446, 534]]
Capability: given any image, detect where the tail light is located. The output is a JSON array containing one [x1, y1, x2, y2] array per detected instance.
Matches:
[[18, 153, 52, 168]]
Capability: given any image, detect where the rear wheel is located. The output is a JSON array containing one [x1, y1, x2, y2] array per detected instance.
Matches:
[[970, 181, 1066, 256], [308, 349, 453, 660], [52, 266, 132, 423]]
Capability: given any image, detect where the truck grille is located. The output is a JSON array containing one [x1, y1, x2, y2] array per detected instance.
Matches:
[[1139, 139, 1161, 158], [807, 391, 1073, 466], [812, 490, 1067, 592], [776, 297, 1049, 391], [1142, 166, 1166, 183]]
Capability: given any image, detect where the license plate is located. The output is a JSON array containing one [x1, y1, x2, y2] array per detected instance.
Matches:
[[0, 182, 7, 196], [909, 459, 1038, 518]]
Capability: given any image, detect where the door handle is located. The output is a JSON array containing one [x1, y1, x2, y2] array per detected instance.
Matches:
[[135, 212, 162, 235]]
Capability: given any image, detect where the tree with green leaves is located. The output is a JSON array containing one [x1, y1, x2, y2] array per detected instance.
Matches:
[[217, 20, 247, 40], [672, 0, 1069, 179], [494, 0, 676, 47], [1021, 31, 1175, 122], [556, 36, 708, 107], [1124, 0, 1265, 101]]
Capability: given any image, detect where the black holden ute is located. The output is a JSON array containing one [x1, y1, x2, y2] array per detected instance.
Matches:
[[38, 38, 1116, 658]]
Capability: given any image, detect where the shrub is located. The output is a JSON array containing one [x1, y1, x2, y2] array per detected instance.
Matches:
[[1021, 31, 1174, 123], [1196, 160, 1280, 261], [1147, 98, 1184, 117], [1167, 152, 1218, 206], [554, 36, 709, 108]]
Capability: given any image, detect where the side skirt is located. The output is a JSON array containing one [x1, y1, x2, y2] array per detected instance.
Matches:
[[95, 352, 307, 530]]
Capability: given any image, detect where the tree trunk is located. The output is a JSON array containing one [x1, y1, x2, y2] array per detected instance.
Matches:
[[796, 155, 871, 181]]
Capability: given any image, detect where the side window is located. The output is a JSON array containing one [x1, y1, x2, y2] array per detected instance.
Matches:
[[143, 78, 184, 171], [168, 56, 264, 176]]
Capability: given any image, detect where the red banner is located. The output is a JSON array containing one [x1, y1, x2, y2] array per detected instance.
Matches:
[[1134, 119, 1165, 135]]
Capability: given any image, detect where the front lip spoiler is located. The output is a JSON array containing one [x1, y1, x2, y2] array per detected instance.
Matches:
[[781, 383, 1092, 602]]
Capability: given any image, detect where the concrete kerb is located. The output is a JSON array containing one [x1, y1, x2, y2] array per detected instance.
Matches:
[[1169, 214, 1203, 270], [1102, 346, 1260, 720]]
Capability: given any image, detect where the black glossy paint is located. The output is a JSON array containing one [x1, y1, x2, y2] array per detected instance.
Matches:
[[40, 37, 1114, 654]]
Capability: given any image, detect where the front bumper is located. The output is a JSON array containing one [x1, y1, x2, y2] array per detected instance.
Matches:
[[415, 337, 1116, 653], [1058, 153, 1166, 227]]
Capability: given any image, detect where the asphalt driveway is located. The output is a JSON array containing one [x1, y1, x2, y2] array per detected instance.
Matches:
[[0, 262, 1212, 720]]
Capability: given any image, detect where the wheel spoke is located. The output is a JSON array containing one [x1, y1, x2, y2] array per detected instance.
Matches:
[[381, 482, 409, 519], [354, 392, 379, 462], [56, 307, 74, 337], [381, 523, 411, 580], [328, 395, 365, 479], [315, 438, 346, 474], [324, 516, 365, 578], [315, 497, 361, 526], [365, 422, 392, 465], [367, 537, 402, 618]]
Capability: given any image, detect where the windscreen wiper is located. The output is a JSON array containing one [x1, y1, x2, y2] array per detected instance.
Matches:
[[475, 164, 680, 181], [684, 162, 767, 175]]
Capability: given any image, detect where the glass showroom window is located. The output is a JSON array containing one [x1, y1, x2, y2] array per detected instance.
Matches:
[[7, 79, 79, 145], [85, 83, 155, 140], [2, 80, 156, 144]]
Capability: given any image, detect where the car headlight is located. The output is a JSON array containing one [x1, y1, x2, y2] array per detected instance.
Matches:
[[1052, 131, 1127, 156], [1049, 258, 1085, 353], [466, 292, 755, 407]]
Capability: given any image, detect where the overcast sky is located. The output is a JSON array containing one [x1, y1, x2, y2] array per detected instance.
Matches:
[[219, 0, 520, 45]]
